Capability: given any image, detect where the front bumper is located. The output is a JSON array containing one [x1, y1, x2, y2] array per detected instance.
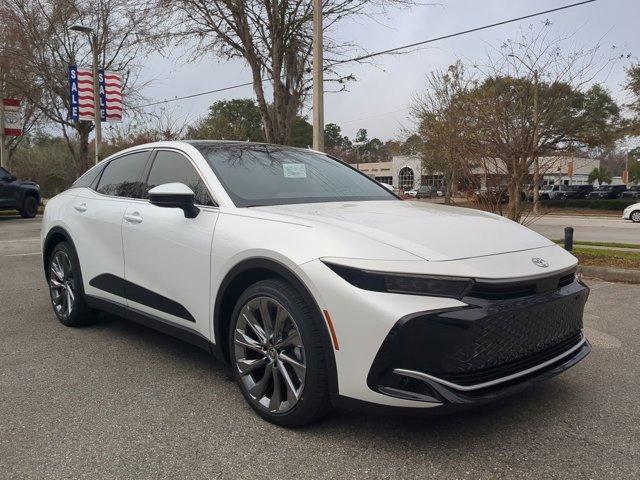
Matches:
[[365, 277, 590, 409]]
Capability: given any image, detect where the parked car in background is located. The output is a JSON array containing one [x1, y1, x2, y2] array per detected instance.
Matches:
[[586, 185, 627, 199], [0, 166, 41, 218], [539, 184, 572, 200], [415, 185, 439, 199], [621, 186, 640, 199], [622, 203, 640, 223], [556, 185, 594, 200], [406, 188, 418, 198]]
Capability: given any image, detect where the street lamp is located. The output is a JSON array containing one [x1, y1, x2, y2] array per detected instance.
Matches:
[[70, 24, 101, 165], [508, 53, 540, 214]]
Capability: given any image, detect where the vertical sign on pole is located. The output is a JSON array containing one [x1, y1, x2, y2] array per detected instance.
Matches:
[[68, 66, 124, 124], [68, 65, 79, 122], [99, 69, 107, 122]]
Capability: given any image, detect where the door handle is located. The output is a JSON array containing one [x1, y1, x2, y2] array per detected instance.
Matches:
[[74, 203, 87, 213], [124, 212, 143, 224]]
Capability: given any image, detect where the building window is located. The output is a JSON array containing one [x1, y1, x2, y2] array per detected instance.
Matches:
[[375, 176, 392, 186], [398, 167, 414, 190]]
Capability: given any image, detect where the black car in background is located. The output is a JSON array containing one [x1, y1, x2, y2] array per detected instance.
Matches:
[[0, 166, 41, 218], [556, 184, 594, 199], [586, 184, 627, 200], [621, 185, 640, 199]]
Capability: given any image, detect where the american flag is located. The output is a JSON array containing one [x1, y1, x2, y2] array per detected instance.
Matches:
[[102, 71, 123, 122], [68, 65, 123, 123]]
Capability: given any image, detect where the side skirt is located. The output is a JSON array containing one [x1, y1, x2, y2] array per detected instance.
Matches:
[[85, 295, 215, 354]]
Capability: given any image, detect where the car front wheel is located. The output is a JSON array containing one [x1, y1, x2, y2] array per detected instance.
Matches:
[[20, 195, 38, 218], [229, 279, 331, 427], [47, 242, 96, 326], [631, 210, 640, 223]]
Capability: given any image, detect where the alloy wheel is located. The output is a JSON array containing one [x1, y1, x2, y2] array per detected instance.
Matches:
[[632, 211, 640, 223], [233, 296, 306, 413], [49, 250, 75, 319]]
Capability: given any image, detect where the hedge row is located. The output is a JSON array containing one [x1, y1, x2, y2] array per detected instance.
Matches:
[[540, 199, 638, 210]]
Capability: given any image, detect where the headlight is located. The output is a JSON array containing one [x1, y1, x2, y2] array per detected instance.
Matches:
[[323, 262, 474, 299]]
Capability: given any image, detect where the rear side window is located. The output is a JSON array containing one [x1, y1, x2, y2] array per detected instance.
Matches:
[[72, 163, 104, 189], [96, 151, 149, 198], [145, 150, 214, 206]]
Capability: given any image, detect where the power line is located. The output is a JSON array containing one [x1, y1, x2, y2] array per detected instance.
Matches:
[[138, 0, 596, 109]]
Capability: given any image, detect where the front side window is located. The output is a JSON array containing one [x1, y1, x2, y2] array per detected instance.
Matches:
[[96, 151, 149, 198], [194, 144, 397, 207], [144, 150, 214, 206]]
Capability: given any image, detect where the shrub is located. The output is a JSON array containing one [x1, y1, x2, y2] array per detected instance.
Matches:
[[541, 199, 637, 210]]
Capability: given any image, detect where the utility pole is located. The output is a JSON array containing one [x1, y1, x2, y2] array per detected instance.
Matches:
[[0, 97, 5, 169], [312, 0, 324, 152], [532, 69, 540, 215], [91, 31, 102, 165], [71, 25, 101, 164], [0, 68, 5, 169]]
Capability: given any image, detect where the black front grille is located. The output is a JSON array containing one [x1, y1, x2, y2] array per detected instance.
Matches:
[[367, 279, 589, 393], [437, 333, 582, 385]]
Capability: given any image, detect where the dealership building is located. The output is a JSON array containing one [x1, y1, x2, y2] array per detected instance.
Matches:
[[356, 155, 621, 190]]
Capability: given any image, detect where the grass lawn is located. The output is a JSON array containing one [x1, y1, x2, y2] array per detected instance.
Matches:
[[553, 239, 640, 249], [573, 247, 640, 270]]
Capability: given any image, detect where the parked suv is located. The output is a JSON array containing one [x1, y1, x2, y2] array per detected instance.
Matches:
[[415, 185, 438, 199], [0, 166, 41, 218], [556, 185, 594, 200], [621, 186, 640, 199], [587, 185, 627, 199], [539, 184, 572, 200]]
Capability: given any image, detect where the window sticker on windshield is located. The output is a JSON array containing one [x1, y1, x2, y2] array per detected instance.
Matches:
[[283, 163, 307, 178]]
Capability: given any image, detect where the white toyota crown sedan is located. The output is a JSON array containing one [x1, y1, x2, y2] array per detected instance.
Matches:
[[41, 141, 590, 426]]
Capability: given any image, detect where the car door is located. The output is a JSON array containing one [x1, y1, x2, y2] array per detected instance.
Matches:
[[121, 149, 219, 339], [69, 150, 151, 306], [0, 167, 16, 207]]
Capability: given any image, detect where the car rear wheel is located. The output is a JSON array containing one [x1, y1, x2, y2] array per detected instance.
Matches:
[[20, 195, 38, 218], [631, 210, 640, 223], [229, 279, 331, 427], [48, 242, 96, 327]]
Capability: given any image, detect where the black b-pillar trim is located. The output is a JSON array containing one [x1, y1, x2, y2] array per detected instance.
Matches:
[[89, 273, 196, 323]]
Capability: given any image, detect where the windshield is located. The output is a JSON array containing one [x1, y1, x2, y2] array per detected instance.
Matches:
[[596, 186, 612, 191], [194, 143, 397, 207]]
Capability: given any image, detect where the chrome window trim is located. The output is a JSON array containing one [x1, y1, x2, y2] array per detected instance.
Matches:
[[393, 333, 586, 392]]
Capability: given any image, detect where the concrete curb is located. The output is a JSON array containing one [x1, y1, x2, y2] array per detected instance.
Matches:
[[579, 265, 640, 284]]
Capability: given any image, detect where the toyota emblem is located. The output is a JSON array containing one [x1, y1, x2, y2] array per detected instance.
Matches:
[[531, 257, 549, 268]]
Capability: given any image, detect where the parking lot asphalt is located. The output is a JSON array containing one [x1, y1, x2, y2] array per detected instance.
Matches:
[[1, 215, 639, 479]]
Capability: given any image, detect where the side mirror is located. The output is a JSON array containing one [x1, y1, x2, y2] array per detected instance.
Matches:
[[148, 182, 200, 219]]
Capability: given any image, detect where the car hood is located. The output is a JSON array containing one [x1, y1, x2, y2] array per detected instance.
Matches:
[[14, 179, 38, 188], [253, 200, 554, 261]]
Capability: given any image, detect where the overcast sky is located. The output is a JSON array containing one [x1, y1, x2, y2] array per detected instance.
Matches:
[[136, 0, 640, 142]]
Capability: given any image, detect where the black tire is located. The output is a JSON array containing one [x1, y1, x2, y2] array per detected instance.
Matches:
[[47, 241, 96, 327], [20, 195, 38, 218], [228, 278, 331, 427], [631, 210, 640, 223]]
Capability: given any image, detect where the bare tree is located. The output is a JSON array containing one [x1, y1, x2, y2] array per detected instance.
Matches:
[[464, 23, 623, 221], [411, 61, 477, 205], [1, 0, 150, 175], [154, 0, 416, 145]]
